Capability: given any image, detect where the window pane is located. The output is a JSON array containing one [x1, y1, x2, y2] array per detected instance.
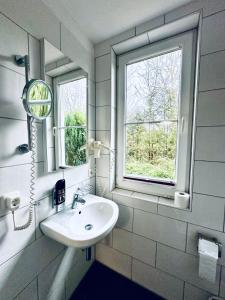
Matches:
[[126, 49, 182, 123], [59, 77, 87, 126], [124, 49, 181, 183], [125, 122, 177, 181], [58, 76, 87, 167]]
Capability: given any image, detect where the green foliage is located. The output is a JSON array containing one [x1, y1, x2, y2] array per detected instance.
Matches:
[[29, 83, 50, 117], [64, 111, 86, 166], [126, 124, 177, 180]]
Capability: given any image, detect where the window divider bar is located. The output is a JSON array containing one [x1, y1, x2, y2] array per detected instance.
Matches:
[[124, 120, 178, 125]]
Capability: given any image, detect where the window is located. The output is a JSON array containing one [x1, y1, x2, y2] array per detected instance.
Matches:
[[54, 70, 88, 168], [117, 31, 196, 197]]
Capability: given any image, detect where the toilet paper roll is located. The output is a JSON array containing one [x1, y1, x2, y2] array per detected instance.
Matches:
[[174, 191, 190, 209]]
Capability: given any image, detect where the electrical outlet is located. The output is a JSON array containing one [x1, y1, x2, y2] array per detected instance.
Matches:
[[0, 191, 21, 211]]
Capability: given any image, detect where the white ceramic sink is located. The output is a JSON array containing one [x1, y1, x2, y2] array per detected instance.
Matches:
[[40, 194, 119, 248]]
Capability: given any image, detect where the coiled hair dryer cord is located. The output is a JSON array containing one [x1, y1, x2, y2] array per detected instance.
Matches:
[[12, 120, 36, 230]]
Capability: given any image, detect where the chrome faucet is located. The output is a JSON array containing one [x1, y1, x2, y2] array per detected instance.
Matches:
[[71, 193, 86, 209]]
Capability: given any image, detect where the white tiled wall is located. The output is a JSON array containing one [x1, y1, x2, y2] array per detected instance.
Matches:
[[0, 3, 95, 299], [95, 1, 225, 299]]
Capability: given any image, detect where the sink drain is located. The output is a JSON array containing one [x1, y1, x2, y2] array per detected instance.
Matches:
[[85, 224, 93, 231]]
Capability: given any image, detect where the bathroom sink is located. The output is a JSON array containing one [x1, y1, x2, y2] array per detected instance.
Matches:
[[40, 194, 119, 248]]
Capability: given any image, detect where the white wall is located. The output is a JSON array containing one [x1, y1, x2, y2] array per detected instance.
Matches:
[[0, 1, 95, 299], [94, 0, 225, 299]]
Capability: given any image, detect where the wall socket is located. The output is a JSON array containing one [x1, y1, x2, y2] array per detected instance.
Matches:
[[0, 191, 21, 211]]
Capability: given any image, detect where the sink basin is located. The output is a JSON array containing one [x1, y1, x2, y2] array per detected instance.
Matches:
[[40, 194, 119, 248]]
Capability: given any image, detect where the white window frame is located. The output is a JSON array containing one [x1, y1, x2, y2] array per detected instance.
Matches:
[[53, 69, 88, 169], [116, 30, 196, 197]]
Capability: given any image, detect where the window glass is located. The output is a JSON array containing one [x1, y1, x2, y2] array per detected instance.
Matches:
[[58, 77, 87, 167], [125, 49, 182, 183]]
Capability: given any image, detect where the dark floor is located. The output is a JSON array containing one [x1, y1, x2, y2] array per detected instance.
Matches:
[[70, 262, 164, 300]]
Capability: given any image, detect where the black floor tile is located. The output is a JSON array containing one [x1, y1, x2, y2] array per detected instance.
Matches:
[[70, 262, 164, 300]]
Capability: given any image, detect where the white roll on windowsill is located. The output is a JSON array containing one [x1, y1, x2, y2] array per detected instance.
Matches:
[[174, 191, 190, 209]]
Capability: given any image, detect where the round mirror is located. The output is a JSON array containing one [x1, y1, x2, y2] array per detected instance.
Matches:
[[22, 79, 53, 120]]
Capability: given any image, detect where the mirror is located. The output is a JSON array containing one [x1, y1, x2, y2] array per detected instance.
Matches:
[[42, 39, 88, 172], [22, 79, 53, 120]]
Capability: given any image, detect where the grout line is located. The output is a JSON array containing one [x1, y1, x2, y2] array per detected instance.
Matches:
[[218, 265, 223, 296], [197, 125, 225, 128], [203, 8, 225, 19], [194, 159, 225, 163], [185, 223, 188, 252], [116, 199, 225, 234], [95, 52, 111, 59], [199, 87, 225, 93], [95, 78, 111, 84], [155, 242, 158, 267], [201, 48, 225, 57], [0, 116, 27, 122]]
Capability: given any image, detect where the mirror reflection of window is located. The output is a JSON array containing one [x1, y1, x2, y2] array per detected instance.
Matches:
[[58, 76, 87, 167], [53, 69, 88, 169]]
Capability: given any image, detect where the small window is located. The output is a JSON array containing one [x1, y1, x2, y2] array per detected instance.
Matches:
[[117, 31, 196, 197], [54, 70, 88, 168]]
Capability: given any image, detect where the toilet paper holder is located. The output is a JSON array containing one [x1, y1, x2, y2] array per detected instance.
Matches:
[[197, 233, 222, 258]]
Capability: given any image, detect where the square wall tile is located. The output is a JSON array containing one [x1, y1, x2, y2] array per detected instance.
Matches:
[[133, 209, 187, 251], [88, 104, 95, 131], [15, 279, 38, 300], [0, 164, 32, 214], [38, 252, 66, 300], [96, 176, 112, 198], [201, 10, 225, 55], [197, 90, 225, 126], [96, 54, 111, 82], [220, 267, 225, 298], [158, 193, 225, 232], [0, 119, 30, 168], [113, 228, 156, 266], [195, 127, 225, 162], [88, 79, 96, 107], [0, 236, 63, 300], [132, 259, 184, 300], [199, 51, 225, 91], [193, 161, 225, 198], [0, 13, 28, 75], [112, 189, 158, 213], [29, 35, 40, 79], [96, 131, 111, 154], [156, 244, 220, 294], [96, 80, 111, 107], [96, 154, 110, 178], [96, 106, 111, 130], [184, 283, 211, 300], [0, 205, 35, 266], [96, 243, 132, 278], [0, 65, 26, 120], [116, 204, 133, 232]]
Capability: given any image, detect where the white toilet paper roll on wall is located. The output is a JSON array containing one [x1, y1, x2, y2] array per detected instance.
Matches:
[[174, 191, 190, 209]]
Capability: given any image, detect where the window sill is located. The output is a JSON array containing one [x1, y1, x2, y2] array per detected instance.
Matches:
[[111, 188, 190, 211]]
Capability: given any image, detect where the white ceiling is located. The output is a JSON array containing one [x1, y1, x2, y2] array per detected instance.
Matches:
[[55, 0, 194, 44]]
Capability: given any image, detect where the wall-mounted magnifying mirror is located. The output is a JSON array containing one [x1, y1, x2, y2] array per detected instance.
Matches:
[[22, 79, 53, 120], [42, 39, 88, 172]]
